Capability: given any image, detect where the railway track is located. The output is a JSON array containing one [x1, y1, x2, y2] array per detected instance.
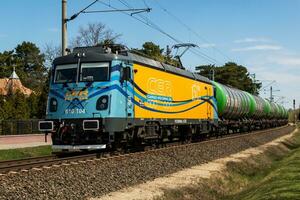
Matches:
[[0, 125, 294, 175], [0, 155, 57, 173], [0, 153, 102, 174]]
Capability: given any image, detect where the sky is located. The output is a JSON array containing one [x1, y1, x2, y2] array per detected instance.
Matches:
[[0, 0, 299, 109]]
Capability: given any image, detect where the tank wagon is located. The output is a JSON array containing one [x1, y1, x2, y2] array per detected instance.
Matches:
[[38, 45, 288, 151], [213, 82, 288, 132]]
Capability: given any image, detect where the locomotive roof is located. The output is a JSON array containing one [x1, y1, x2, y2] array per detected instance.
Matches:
[[127, 52, 211, 83], [53, 46, 211, 84]]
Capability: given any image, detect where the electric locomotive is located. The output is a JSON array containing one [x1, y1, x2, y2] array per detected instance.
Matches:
[[39, 45, 218, 150]]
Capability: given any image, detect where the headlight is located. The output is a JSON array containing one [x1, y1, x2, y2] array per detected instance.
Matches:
[[101, 98, 107, 104], [49, 98, 58, 112], [96, 95, 109, 110]]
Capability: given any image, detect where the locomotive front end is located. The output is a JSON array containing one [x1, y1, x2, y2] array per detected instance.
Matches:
[[39, 47, 133, 151]]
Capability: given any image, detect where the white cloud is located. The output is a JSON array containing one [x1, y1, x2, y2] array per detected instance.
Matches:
[[259, 70, 299, 85], [231, 45, 282, 52], [198, 43, 216, 48], [234, 37, 270, 43], [48, 28, 59, 33], [244, 56, 300, 109], [268, 56, 300, 66], [236, 47, 300, 109]]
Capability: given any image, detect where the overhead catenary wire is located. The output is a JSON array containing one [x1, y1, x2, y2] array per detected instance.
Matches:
[[82, 8, 151, 14], [101, 0, 222, 65], [68, 0, 228, 66], [97, 1, 179, 43], [152, 0, 234, 63], [67, 0, 100, 21], [117, 0, 220, 64], [117, 0, 182, 43]]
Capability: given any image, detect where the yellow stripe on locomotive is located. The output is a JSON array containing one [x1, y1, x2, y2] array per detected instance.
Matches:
[[133, 63, 215, 119]]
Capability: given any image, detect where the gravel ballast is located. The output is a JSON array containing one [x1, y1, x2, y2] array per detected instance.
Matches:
[[0, 126, 295, 200]]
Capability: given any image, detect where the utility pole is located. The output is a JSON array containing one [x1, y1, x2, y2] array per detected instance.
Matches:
[[60, 0, 150, 56], [265, 85, 279, 102], [270, 86, 273, 102], [210, 68, 215, 81], [298, 103, 300, 122], [62, 0, 67, 56], [252, 73, 256, 94], [250, 73, 261, 95], [293, 99, 296, 124]]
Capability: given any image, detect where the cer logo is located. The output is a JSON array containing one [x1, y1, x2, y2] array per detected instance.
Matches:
[[192, 84, 201, 100], [147, 78, 172, 96]]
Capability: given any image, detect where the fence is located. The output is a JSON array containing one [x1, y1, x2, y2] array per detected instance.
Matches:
[[0, 119, 43, 135]]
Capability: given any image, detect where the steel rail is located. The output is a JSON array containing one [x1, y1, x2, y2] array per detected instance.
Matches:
[[0, 153, 101, 174]]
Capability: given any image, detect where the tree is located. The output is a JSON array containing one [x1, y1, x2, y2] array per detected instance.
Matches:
[[13, 91, 30, 119], [44, 43, 61, 67], [27, 93, 39, 118], [0, 96, 8, 120], [134, 42, 180, 67], [13, 42, 47, 91], [15, 42, 45, 72], [36, 72, 50, 119], [0, 91, 30, 120], [0, 41, 49, 120], [71, 22, 121, 47], [0, 97, 14, 120], [0, 50, 16, 78], [195, 64, 215, 80], [139, 42, 164, 60], [196, 62, 261, 95]]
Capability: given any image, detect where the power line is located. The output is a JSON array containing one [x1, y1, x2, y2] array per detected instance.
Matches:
[[82, 8, 151, 14], [67, 0, 99, 21], [118, 0, 222, 65], [100, 0, 221, 65], [190, 48, 221, 65], [152, 0, 234, 63], [117, 0, 181, 43]]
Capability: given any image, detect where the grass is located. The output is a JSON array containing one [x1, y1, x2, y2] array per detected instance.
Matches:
[[0, 145, 52, 161], [157, 127, 300, 200], [228, 138, 300, 200]]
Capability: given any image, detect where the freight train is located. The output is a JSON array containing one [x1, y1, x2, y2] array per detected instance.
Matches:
[[38, 45, 288, 151]]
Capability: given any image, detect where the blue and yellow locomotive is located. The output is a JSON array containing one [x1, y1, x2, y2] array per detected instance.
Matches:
[[39, 45, 218, 150]]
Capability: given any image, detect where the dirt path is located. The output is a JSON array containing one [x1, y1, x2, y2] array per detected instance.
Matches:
[[92, 128, 298, 200]]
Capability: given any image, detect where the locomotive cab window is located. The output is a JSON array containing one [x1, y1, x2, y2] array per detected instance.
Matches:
[[80, 62, 109, 82], [54, 64, 77, 83]]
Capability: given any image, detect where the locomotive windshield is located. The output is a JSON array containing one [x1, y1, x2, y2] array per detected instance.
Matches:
[[80, 62, 109, 82], [54, 62, 110, 83], [55, 64, 77, 83]]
